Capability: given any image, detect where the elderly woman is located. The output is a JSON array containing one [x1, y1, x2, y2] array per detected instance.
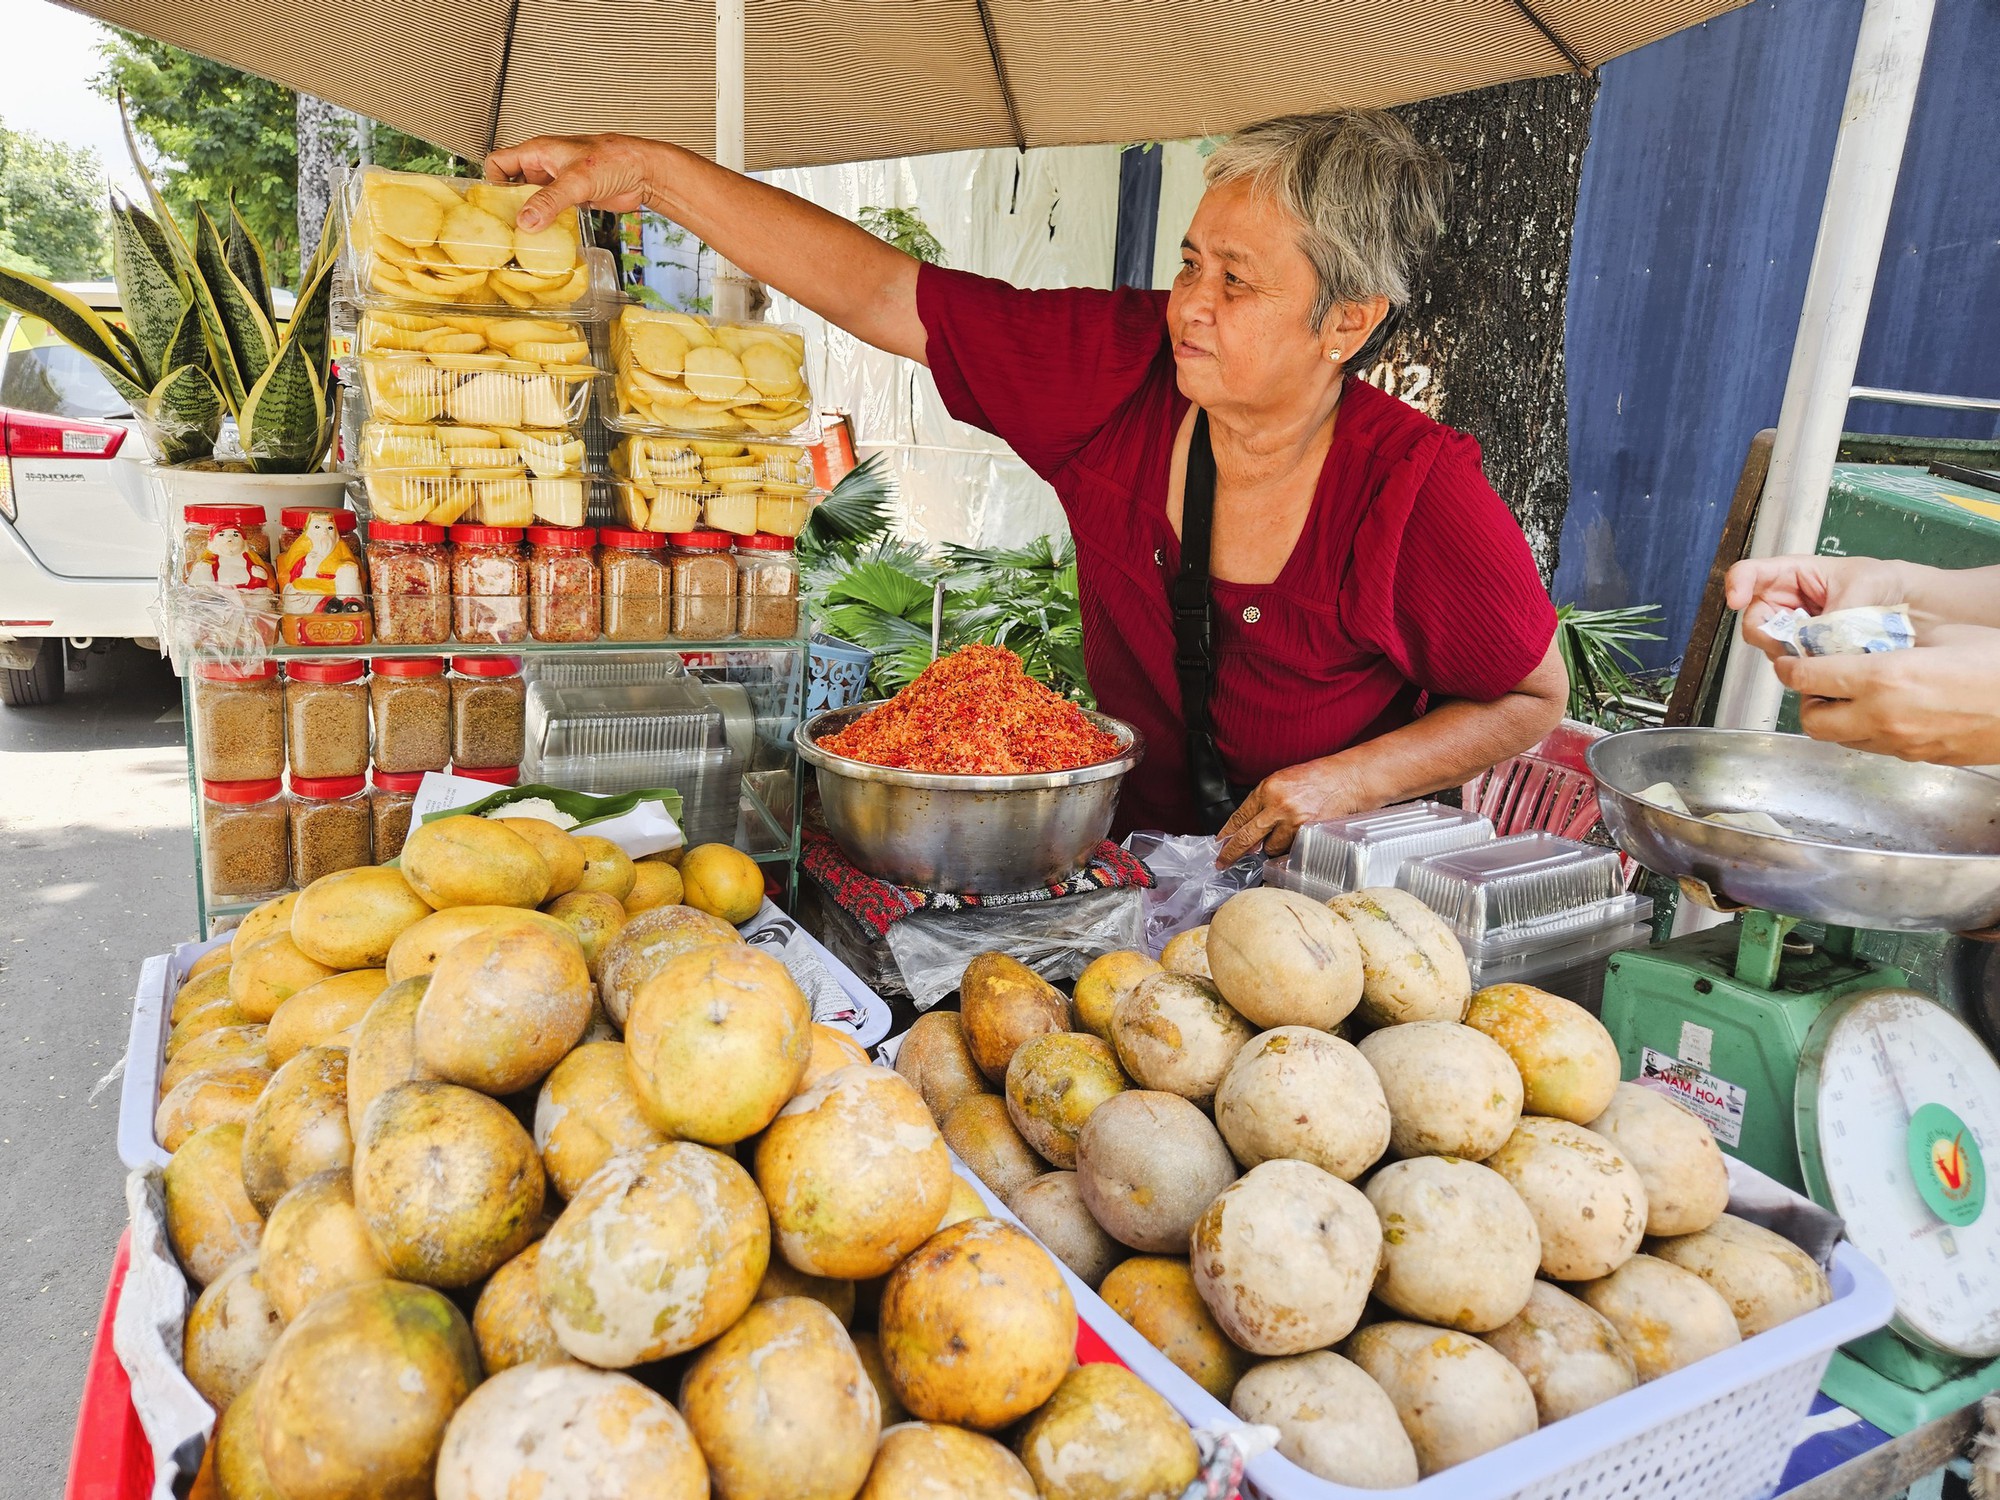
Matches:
[[491, 110, 1566, 860]]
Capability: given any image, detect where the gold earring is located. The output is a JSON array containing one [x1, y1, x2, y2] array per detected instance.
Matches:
[[1327, 350, 1341, 362]]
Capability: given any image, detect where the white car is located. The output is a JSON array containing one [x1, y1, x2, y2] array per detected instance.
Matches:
[[0, 281, 300, 708], [0, 283, 160, 705]]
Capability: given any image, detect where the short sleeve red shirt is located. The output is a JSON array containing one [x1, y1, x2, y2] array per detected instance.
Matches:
[[915, 263, 1557, 836]]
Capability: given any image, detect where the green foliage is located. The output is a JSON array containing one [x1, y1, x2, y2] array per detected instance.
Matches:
[[1556, 602, 1666, 726], [93, 30, 457, 286], [0, 122, 112, 281], [800, 456, 1091, 703], [857, 206, 947, 267]]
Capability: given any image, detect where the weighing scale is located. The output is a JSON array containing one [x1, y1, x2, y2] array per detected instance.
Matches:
[[1589, 728, 2000, 1435]]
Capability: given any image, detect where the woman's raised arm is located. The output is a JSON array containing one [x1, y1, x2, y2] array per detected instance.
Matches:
[[487, 134, 928, 363]]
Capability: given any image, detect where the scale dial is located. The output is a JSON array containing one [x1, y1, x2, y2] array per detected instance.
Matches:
[[1797, 988, 2000, 1358]]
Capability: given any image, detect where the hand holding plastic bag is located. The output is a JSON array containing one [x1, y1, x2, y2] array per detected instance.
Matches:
[[1123, 831, 1262, 956]]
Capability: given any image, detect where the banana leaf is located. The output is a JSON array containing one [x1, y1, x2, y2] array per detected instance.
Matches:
[[238, 337, 329, 473], [145, 364, 225, 465], [0, 265, 143, 396], [225, 196, 274, 328], [107, 200, 189, 388], [195, 207, 276, 402]]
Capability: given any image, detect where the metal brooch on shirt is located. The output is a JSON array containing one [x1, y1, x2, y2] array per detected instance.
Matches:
[[1242, 606, 1261, 623]]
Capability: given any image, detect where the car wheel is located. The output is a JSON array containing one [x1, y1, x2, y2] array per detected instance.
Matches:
[[0, 638, 65, 707]]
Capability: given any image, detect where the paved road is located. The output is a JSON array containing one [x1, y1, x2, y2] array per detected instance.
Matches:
[[0, 644, 194, 1490]]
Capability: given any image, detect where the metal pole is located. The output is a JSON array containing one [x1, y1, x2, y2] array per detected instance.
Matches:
[[712, 0, 755, 321], [1711, 0, 1935, 731]]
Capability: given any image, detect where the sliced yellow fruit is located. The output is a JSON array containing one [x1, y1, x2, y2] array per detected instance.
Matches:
[[682, 346, 747, 402], [439, 203, 516, 271], [366, 183, 446, 246]]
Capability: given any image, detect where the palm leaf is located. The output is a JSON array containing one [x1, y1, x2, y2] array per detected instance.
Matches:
[[239, 337, 330, 473], [107, 199, 188, 386], [195, 206, 276, 397], [225, 195, 275, 326], [0, 265, 142, 386], [144, 364, 224, 466], [805, 454, 897, 547], [825, 560, 936, 620]]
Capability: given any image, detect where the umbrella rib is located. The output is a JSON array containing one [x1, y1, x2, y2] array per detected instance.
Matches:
[[973, 0, 1027, 150], [1509, 0, 1593, 74], [487, 0, 525, 155]]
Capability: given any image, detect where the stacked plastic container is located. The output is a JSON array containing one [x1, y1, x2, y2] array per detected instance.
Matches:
[[344, 166, 608, 532], [1264, 801, 1496, 900], [1398, 832, 1652, 1010]]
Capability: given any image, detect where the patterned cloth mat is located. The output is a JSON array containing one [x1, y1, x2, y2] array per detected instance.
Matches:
[[801, 829, 1154, 939]]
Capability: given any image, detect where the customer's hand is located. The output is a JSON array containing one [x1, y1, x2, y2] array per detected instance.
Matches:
[[1726, 554, 1914, 662], [1217, 759, 1369, 865], [1779, 624, 2000, 766], [486, 134, 667, 231]]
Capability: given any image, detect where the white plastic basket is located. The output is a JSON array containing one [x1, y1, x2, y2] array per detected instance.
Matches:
[[117, 935, 228, 1172]]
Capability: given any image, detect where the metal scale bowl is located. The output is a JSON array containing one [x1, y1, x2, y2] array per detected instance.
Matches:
[[1589, 728, 2000, 1433]]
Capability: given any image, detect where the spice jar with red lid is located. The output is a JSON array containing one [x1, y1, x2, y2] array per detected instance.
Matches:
[[369, 769, 427, 861], [450, 524, 528, 645], [452, 764, 520, 786], [191, 659, 285, 782], [735, 533, 800, 639], [289, 773, 372, 884], [450, 655, 526, 769], [284, 658, 370, 780], [527, 526, 601, 643], [600, 527, 671, 643], [369, 656, 451, 773], [668, 531, 736, 640], [201, 776, 290, 899], [182, 502, 277, 596], [366, 522, 452, 645]]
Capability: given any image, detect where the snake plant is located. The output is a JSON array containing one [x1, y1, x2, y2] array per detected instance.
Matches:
[[0, 104, 341, 471]]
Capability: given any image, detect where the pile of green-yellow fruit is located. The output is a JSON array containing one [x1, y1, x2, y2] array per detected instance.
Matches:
[[160, 818, 1199, 1500], [905, 886, 1833, 1487]]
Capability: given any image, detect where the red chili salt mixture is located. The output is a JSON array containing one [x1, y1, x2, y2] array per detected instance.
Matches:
[[820, 644, 1121, 774]]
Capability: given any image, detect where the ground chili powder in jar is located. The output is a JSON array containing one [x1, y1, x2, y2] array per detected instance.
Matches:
[[528, 526, 601, 643], [817, 644, 1121, 774], [366, 523, 451, 645]]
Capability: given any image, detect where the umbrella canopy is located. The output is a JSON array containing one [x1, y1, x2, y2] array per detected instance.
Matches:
[[62, 0, 1746, 169]]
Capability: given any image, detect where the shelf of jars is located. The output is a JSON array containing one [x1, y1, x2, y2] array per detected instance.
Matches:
[[178, 637, 807, 935]]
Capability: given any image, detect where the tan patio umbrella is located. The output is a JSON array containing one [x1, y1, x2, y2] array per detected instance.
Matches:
[[58, 0, 1746, 168]]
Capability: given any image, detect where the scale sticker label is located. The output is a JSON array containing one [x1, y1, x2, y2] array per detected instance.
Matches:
[[1678, 1022, 1714, 1070], [1639, 1048, 1747, 1146]]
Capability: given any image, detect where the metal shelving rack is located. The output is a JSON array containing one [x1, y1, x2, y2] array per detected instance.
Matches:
[[181, 632, 809, 934]]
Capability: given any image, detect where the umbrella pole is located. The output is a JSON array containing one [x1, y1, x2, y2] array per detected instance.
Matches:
[[713, 0, 756, 321], [1711, 0, 1935, 731]]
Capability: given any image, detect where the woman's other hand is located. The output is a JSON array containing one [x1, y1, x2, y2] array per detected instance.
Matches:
[[1778, 624, 2000, 766], [1725, 554, 1913, 662], [486, 134, 665, 231], [1215, 759, 1369, 865]]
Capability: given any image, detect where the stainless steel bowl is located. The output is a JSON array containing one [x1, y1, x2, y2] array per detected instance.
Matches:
[[1587, 727, 2000, 931], [795, 704, 1144, 891]]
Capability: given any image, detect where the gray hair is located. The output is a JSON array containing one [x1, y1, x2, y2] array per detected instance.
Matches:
[[1204, 110, 1450, 336]]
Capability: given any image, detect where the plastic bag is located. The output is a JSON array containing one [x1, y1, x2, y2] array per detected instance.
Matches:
[[1123, 831, 1262, 957], [116, 1170, 210, 1500], [871, 886, 1146, 1010]]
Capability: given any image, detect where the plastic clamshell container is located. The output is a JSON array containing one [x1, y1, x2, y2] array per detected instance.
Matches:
[[1465, 917, 1654, 1014], [611, 432, 815, 489], [347, 166, 594, 314], [360, 471, 608, 531], [611, 479, 710, 536], [604, 304, 816, 441], [1283, 800, 1495, 898], [359, 421, 589, 477], [358, 352, 599, 429], [1399, 831, 1631, 944], [355, 308, 596, 366]]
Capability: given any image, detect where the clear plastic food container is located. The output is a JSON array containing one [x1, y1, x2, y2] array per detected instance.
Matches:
[[612, 480, 708, 536], [610, 433, 813, 490], [1398, 832, 1647, 958], [364, 469, 602, 530], [605, 306, 814, 441], [348, 166, 592, 314], [1275, 801, 1496, 899], [359, 354, 597, 429], [356, 309, 594, 366]]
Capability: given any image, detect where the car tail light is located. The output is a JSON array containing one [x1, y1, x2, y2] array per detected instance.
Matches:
[[4, 409, 127, 460], [0, 413, 12, 522]]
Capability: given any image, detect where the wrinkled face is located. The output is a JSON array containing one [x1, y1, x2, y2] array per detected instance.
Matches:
[[307, 514, 338, 547], [1167, 178, 1337, 415]]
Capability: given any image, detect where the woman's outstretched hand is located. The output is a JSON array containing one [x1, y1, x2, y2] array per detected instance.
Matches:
[[1215, 759, 1367, 865], [1725, 554, 1913, 663], [486, 134, 666, 232]]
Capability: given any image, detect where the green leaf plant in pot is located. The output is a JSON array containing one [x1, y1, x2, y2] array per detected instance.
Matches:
[[0, 100, 343, 474]]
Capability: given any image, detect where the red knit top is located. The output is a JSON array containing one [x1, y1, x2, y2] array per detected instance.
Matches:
[[915, 263, 1558, 836]]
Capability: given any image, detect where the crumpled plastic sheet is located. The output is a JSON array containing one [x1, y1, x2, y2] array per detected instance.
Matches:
[[115, 1170, 210, 1500], [1124, 831, 1264, 958], [882, 885, 1146, 1010], [1722, 1154, 1847, 1270], [154, 580, 280, 676]]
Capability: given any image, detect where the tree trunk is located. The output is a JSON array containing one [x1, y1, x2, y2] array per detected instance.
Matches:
[[295, 94, 345, 269], [1373, 73, 1600, 583]]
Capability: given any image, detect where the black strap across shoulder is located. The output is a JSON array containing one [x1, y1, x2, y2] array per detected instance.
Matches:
[[1169, 410, 1239, 834]]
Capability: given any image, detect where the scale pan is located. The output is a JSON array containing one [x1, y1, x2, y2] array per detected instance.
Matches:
[[1588, 728, 2000, 932]]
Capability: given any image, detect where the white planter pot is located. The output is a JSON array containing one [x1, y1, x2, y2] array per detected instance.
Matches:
[[151, 467, 353, 557]]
